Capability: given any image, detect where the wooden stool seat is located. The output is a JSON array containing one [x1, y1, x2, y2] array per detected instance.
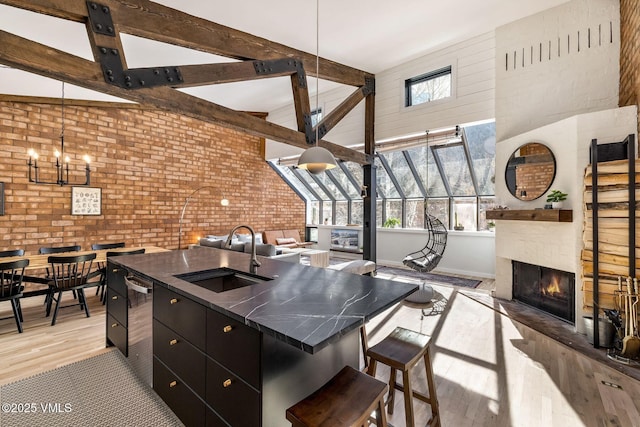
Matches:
[[286, 365, 389, 427], [366, 327, 440, 427]]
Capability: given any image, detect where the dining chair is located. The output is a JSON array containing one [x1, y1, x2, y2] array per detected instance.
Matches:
[[0, 258, 29, 333], [45, 253, 99, 326], [91, 242, 125, 301], [38, 245, 81, 254], [39, 245, 82, 304], [0, 249, 25, 258]]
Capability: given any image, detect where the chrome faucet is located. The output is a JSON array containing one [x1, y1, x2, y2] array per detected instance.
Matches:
[[225, 225, 261, 274]]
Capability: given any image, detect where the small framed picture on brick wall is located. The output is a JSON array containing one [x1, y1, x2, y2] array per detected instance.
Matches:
[[71, 187, 101, 215]]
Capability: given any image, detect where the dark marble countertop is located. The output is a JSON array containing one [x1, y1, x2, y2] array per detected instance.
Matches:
[[110, 248, 417, 354]]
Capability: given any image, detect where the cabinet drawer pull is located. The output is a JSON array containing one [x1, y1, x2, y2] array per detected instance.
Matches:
[[223, 379, 232, 388], [223, 325, 233, 333], [169, 339, 178, 346], [111, 295, 118, 300], [170, 298, 178, 305], [112, 268, 119, 273], [169, 381, 177, 388], [111, 323, 118, 328]]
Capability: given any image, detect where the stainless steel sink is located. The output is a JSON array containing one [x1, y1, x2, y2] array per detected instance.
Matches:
[[174, 268, 272, 293]]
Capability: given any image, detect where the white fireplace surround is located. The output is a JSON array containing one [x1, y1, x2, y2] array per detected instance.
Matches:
[[494, 106, 637, 333]]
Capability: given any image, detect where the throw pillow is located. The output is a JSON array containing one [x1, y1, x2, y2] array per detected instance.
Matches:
[[228, 243, 245, 252], [200, 238, 223, 249], [276, 237, 297, 245], [236, 233, 252, 243], [207, 234, 229, 241], [245, 243, 276, 257]]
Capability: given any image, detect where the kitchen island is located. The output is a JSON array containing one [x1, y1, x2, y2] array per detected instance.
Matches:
[[108, 247, 417, 426]]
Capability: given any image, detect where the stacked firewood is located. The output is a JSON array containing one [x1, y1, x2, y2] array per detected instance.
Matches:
[[582, 159, 640, 313]]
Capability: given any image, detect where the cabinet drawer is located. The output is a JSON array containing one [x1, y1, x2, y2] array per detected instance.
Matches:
[[153, 319, 206, 397], [153, 285, 206, 350], [106, 313, 127, 356], [106, 288, 127, 327], [206, 407, 228, 427], [206, 358, 260, 427], [206, 309, 261, 389], [153, 357, 206, 427], [106, 262, 127, 296]]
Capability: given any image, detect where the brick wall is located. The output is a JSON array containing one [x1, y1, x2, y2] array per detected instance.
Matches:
[[619, 0, 640, 130], [0, 97, 305, 254]]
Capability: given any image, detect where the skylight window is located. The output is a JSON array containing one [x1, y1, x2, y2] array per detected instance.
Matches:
[[405, 66, 452, 107]]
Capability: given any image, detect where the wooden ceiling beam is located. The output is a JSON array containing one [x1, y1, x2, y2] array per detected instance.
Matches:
[[308, 80, 374, 144], [0, 0, 373, 87], [0, 29, 369, 164], [177, 59, 302, 88], [0, 0, 374, 165]]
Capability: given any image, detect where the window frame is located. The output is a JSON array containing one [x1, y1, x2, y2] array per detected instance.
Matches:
[[405, 66, 453, 107]]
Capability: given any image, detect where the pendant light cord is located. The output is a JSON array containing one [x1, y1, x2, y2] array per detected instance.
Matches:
[[315, 0, 320, 147], [60, 82, 65, 156]]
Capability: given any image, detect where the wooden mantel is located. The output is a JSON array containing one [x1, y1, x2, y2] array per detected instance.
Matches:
[[486, 209, 573, 222]]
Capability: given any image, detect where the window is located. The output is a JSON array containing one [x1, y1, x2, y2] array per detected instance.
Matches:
[[311, 108, 323, 126], [405, 66, 452, 107], [271, 120, 496, 231]]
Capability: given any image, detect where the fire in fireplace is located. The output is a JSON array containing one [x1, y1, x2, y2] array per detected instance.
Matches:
[[512, 261, 575, 324]]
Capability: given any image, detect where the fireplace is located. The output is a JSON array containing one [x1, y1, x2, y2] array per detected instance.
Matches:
[[512, 261, 575, 324]]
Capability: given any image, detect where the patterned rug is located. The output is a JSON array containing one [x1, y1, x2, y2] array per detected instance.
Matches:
[[0, 350, 182, 427], [375, 265, 482, 288]]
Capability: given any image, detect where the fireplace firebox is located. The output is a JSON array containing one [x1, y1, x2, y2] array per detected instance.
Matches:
[[512, 261, 575, 324]]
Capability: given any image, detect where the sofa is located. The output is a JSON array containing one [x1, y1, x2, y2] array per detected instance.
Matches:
[[262, 229, 313, 248], [197, 236, 301, 263]]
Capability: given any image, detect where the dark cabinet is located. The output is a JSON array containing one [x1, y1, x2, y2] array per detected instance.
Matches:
[[153, 285, 207, 351], [106, 261, 128, 355], [206, 357, 260, 427], [206, 308, 261, 389], [153, 285, 262, 427], [151, 284, 358, 427], [153, 319, 206, 397], [106, 313, 126, 354], [153, 357, 206, 427]]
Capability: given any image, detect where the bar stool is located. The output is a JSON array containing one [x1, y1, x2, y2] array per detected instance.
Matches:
[[286, 365, 388, 427], [366, 326, 440, 427]]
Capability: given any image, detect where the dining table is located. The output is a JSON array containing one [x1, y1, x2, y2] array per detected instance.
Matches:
[[1, 246, 168, 298]]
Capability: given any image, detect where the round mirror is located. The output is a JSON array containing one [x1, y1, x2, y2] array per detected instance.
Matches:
[[505, 142, 556, 201]]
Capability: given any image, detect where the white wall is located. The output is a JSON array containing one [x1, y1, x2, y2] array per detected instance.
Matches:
[[265, 31, 496, 160], [495, 0, 620, 141], [494, 106, 637, 332], [317, 225, 495, 278], [375, 31, 495, 142]]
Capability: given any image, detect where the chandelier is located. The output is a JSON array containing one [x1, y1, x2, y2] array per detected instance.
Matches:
[[27, 82, 91, 186]]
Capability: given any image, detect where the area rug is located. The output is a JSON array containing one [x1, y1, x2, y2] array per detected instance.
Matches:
[[375, 265, 482, 288], [0, 350, 182, 427]]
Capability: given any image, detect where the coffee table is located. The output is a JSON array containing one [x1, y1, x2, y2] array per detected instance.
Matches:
[[280, 248, 330, 268]]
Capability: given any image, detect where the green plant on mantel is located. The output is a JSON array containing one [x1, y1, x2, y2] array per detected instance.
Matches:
[[383, 217, 401, 228], [546, 190, 568, 203]]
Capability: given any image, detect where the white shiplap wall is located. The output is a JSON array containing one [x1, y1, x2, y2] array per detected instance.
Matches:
[[375, 31, 495, 141], [264, 31, 496, 160]]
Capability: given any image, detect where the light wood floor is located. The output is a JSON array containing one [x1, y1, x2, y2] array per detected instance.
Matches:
[[1, 278, 639, 426]]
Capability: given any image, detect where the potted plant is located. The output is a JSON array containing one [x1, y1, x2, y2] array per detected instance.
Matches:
[[383, 217, 401, 228], [487, 220, 496, 232], [546, 190, 568, 209]]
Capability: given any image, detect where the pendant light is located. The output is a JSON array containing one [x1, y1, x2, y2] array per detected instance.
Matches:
[[297, 0, 337, 175]]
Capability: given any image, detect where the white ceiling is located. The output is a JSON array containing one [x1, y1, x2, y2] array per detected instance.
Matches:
[[0, 0, 569, 112]]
